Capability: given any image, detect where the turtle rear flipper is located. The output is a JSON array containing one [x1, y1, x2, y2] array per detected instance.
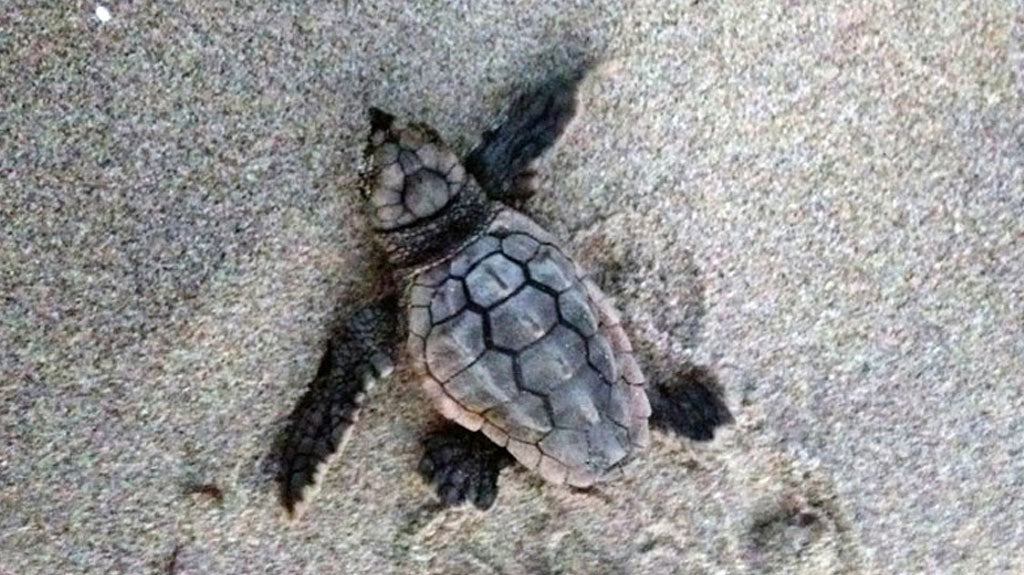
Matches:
[[466, 69, 586, 203], [649, 366, 734, 441], [418, 424, 514, 510], [278, 299, 399, 521]]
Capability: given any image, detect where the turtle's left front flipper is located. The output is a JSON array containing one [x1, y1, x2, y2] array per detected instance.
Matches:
[[277, 297, 399, 521]]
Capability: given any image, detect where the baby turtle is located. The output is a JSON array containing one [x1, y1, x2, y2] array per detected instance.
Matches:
[[278, 69, 733, 519]]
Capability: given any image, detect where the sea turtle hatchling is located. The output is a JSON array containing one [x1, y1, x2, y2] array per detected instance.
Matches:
[[278, 69, 733, 519]]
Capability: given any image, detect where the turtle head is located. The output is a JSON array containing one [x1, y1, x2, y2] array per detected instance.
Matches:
[[361, 108, 491, 269], [361, 108, 467, 229]]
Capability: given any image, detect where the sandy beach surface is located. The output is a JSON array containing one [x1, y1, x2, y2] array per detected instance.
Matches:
[[2, 1, 1022, 573]]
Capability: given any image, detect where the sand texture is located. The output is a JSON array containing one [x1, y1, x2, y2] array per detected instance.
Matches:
[[2, 1, 1022, 573]]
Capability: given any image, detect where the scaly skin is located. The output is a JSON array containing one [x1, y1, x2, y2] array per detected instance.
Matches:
[[275, 67, 733, 519], [277, 297, 399, 521]]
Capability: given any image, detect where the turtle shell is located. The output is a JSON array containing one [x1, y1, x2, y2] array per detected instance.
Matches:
[[406, 210, 650, 487]]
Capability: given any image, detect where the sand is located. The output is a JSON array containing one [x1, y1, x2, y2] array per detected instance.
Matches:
[[2, 1, 1022, 573]]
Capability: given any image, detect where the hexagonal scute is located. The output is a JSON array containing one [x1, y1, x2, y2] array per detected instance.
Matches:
[[406, 332, 426, 371], [399, 128, 424, 149], [491, 209, 559, 246], [425, 310, 485, 382], [546, 368, 603, 430], [585, 423, 628, 470], [539, 428, 589, 469], [506, 438, 542, 469], [377, 162, 404, 193], [528, 246, 574, 292], [398, 149, 423, 174], [430, 278, 466, 323], [443, 351, 517, 413], [416, 263, 452, 287], [408, 284, 434, 307], [557, 287, 599, 337], [485, 392, 553, 443], [374, 143, 400, 166], [629, 420, 650, 449], [404, 171, 450, 218], [518, 326, 587, 395], [538, 454, 568, 484], [567, 465, 599, 488], [408, 306, 431, 338], [481, 421, 509, 447], [607, 381, 631, 427], [501, 233, 540, 263], [371, 187, 401, 208], [488, 287, 557, 351], [376, 204, 413, 227], [449, 235, 500, 277], [583, 366, 611, 414], [587, 335, 618, 384], [619, 353, 646, 385], [465, 253, 525, 308], [447, 163, 466, 186], [416, 142, 440, 167]]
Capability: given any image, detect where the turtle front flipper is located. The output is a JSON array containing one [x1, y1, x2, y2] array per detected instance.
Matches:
[[418, 424, 514, 510], [465, 69, 586, 203], [648, 366, 734, 441], [277, 298, 400, 521]]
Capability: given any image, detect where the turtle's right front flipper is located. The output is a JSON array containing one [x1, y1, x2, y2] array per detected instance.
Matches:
[[278, 298, 399, 521]]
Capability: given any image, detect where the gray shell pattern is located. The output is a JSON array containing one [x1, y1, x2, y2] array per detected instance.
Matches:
[[406, 209, 651, 487]]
